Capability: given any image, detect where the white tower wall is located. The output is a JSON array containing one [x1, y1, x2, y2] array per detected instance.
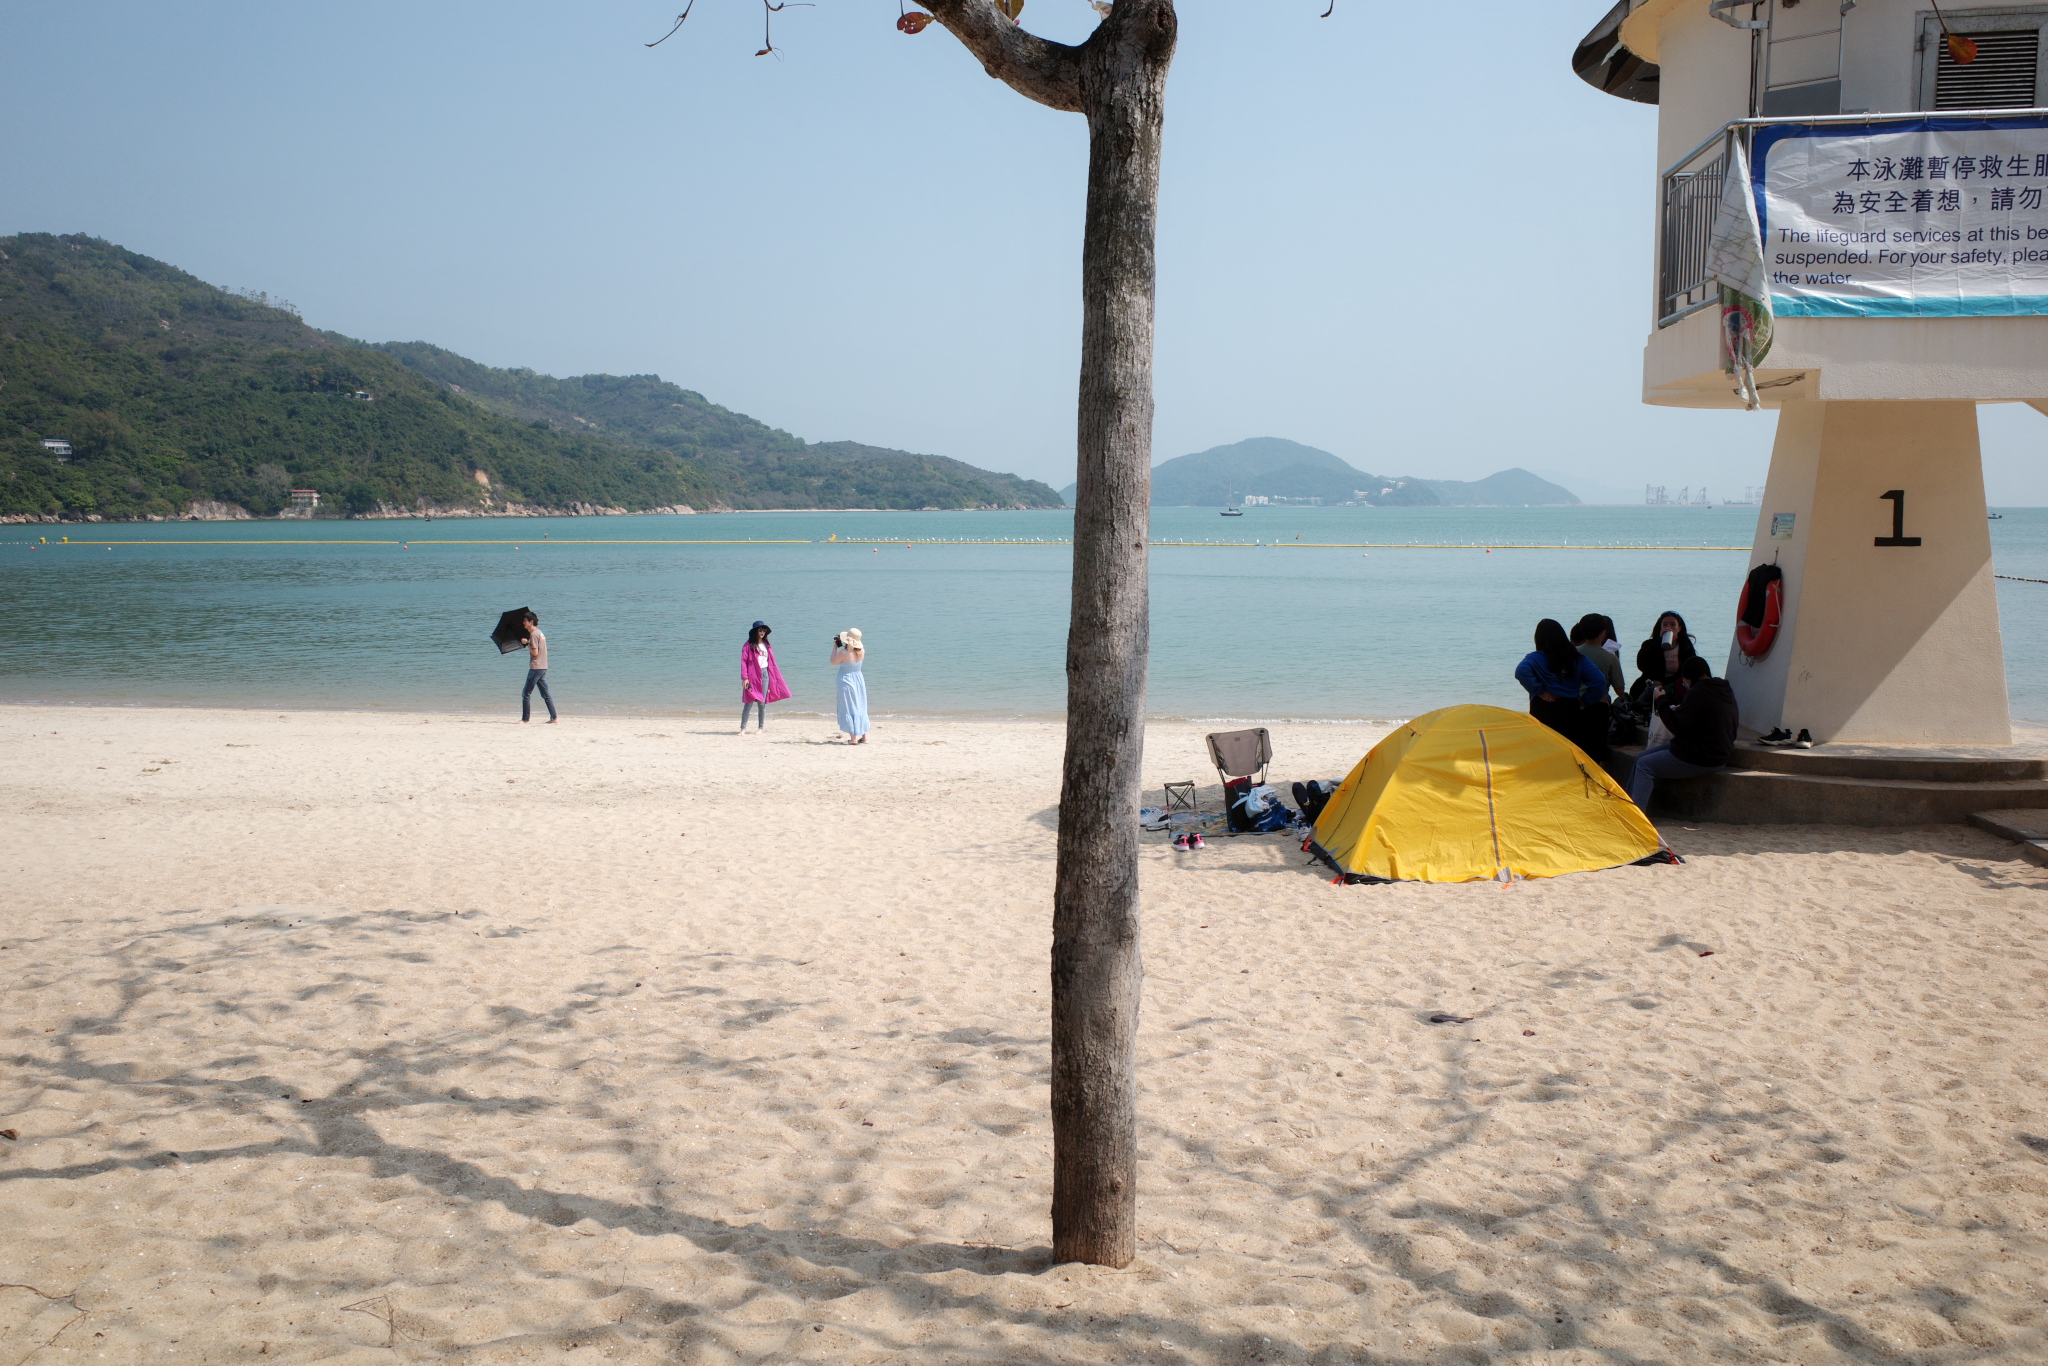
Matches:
[[1598, 0, 2048, 747], [1727, 400, 2009, 743]]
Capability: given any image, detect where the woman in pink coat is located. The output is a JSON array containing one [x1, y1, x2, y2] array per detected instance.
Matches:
[[740, 620, 790, 733]]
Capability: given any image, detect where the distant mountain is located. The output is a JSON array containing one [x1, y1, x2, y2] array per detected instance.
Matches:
[[1056, 437, 1577, 508], [1418, 468, 1580, 507], [1059, 437, 1437, 508], [1147, 437, 1441, 507], [373, 343, 1062, 512], [1529, 468, 1640, 505], [0, 232, 1059, 521]]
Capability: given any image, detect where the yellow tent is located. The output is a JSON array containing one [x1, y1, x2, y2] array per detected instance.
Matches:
[[1309, 704, 1662, 883]]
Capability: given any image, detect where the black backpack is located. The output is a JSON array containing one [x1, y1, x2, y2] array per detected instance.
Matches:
[[1223, 777, 1255, 832], [1741, 562, 1784, 628]]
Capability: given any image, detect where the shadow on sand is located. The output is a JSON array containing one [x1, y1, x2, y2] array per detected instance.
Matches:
[[3, 901, 2039, 1362]]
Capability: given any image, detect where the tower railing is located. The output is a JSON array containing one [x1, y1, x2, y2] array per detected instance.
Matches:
[[1658, 127, 1737, 327], [1655, 108, 2048, 329]]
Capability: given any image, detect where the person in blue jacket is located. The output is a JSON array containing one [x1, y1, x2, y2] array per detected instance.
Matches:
[[1516, 617, 1612, 759]]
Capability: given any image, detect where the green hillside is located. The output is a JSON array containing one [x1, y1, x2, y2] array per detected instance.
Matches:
[[0, 234, 724, 520], [372, 342, 1062, 511], [0, 233, 1061, 520]]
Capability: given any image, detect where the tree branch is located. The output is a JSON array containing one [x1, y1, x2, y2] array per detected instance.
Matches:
[[922, 0, 1085, 113]]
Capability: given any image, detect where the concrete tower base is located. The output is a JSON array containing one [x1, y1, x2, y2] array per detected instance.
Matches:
[[1727, 400, 2011, 746]]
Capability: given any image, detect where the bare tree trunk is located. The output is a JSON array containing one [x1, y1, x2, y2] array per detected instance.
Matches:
[[919, 0, 1176, 1268], [1051, 0, 1175, 1270]]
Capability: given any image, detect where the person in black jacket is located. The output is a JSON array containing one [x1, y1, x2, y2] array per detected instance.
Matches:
[[1628, 609, 1701, 728], [1633, 610, 1700, 691], [1628, 656, 1739, 809]]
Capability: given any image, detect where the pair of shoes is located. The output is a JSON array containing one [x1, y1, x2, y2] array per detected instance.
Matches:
[[1757, 727, 1793, 746], [1171, 832, 1208, 851]]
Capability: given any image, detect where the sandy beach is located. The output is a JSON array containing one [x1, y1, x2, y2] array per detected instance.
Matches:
[[4, 703, 2048, 1363]]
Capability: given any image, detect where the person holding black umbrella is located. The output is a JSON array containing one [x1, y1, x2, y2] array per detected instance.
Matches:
[[520, 610, 557, 724]]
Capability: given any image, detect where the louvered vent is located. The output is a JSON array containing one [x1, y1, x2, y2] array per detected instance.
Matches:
[[1935, 30, 2040, 109]]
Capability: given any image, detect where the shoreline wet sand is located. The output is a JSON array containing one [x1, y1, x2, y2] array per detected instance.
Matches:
[[4, 705, 2047, 1362]]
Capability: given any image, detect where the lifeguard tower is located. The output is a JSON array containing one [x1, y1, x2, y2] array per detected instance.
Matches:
[[1577, 1, 2048, 822]]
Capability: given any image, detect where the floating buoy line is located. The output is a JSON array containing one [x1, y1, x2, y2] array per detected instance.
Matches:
[[9, 537, 1751, 551]]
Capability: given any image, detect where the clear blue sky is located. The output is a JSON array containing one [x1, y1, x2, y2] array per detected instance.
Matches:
[[6, 1, 2044, 502]]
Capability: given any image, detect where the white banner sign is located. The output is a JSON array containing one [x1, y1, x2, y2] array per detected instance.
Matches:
[[1755, 116, 2048, 317]]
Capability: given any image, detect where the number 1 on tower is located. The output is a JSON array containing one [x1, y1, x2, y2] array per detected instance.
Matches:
[[1875, 489, 1921, 547]]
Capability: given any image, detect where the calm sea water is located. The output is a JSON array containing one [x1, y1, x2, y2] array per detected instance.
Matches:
[[6, 505, 2047, 722]]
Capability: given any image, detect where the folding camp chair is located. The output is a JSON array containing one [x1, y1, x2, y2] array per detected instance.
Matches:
[[1206, 728, 1273, 831], [1206, 728, 1272, 787]]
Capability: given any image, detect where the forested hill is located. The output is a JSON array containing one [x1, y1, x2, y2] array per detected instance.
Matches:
[[0, 233, 1060, 520], [371, 342, 1062, 512]]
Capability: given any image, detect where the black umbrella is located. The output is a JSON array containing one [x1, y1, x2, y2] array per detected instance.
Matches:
[[491, 607, 533, 655]]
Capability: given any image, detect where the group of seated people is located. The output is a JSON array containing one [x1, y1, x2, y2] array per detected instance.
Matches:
[[1513, 610, 1739, 810]]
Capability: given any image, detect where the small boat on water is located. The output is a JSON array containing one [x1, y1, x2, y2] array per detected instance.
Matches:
[[1221, 507, 1243, 517], [1990, 512, 2004, 520], [1221, 486, 1244, 516]]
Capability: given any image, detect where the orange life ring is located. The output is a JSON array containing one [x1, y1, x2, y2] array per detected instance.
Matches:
[[1735, 575, 1783, 657]]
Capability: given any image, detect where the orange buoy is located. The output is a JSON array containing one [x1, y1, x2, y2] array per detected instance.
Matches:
[[1735, 573, 1784, 657]]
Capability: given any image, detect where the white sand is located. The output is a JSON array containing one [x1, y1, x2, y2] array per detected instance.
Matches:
[[4, 704, 2048, 1363]]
